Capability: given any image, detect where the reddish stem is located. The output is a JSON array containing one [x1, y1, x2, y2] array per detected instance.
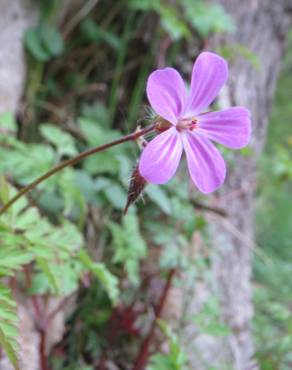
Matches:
[[47, 293, 74, 323], [132, 269, 176, 370], [23, 265, 42, 319], [23, 265, 50, 370], [39, 328, 50, 370]]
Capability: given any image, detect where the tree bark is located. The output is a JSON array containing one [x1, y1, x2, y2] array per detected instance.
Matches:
[[186, 1, 292, 369], [0, 0, 38, 115]]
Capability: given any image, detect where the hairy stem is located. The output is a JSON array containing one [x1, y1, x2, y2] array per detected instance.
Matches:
[[0, 124, 155, 215]]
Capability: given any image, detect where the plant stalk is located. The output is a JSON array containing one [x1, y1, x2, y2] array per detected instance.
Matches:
[[0, 124, 155, 215], [132, 268, 176, 370]]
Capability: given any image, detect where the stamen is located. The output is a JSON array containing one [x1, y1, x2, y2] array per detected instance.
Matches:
[[176, 117, 198, 131], [190, 119, 198, 130]]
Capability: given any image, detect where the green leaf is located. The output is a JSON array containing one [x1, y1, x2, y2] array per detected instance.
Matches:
[[191, 297, 231, 337], [0, 185, 28, 224], [109, 214, 147, 285], [0, 182, 84, 284], [31, 260, 82, 296], [24, 24, 64, 61], [103, 182, 127, 210], [130, 0, 191, 40], [81, 103, 111, 128], [182, 1, 235, 37], [0, 143, 55, 186], [148, 320, 188, 370], [74, 170, 97, 202], [84, 152, 120, 175], [0, 176, 10, 207], [0, 285, 19, 369], [0, 249, 34, 276], [78, 250, 119, 304], [24, 27, 50, 61], [0, 327, 19, 370], [145, 185, 172, 215], [78, 118, 121, 175], [159, 6, 191, 41], [37, 258, 61, 294], [0, 112, 17, 133], [217, 44, 261, 71], [129, 0, 157, 11], [80, 18, 120, 50], [78, 117, 120, 146], [40, 124, 77, 156], [40, 24, 64, 56]]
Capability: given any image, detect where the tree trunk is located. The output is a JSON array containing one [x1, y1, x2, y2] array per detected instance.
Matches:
[[0, 0, 38, 115], [187, 1, 292, 369]]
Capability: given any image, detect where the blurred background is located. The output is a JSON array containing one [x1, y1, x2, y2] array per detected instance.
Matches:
[[0, 0, 291, 369]]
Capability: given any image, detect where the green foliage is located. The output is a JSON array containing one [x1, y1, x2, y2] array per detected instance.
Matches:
[[157, 6, 191, 41], [0, 112, 17, 133], [148, 320, 188, 370], [144, 178, 199, 270], [0, 285, 19, 369], [191, 297, 231, 337], [0, 174, 119, 300], [79, 117, 121, 175], [181, 0, 235, 37], [25, 25, 64, 61], [217, 43, 261, 70], [0, 156, 119, 367], [78, 250, 119, 305], [0, 137, 55, 186], [1, 0, 279, 368], [40, 124, 78, 157], [24, 1, 64, 62], [0, 179, 82, 294], [253, 261, 292, 370], [254, 37, 292, 370], [80, 18, 120, 50], [109, 214, 147, 285], [129, 0, 234, 41], [145, 185, 172, 215]]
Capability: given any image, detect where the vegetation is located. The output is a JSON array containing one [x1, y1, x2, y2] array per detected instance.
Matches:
[[254, 37, 292, 370], [0, 1, 291, 369]]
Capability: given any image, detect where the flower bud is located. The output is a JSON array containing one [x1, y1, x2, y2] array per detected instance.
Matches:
[[124, 165, 147, 214]]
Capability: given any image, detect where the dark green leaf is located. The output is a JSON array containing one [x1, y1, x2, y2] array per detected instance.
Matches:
[[24, 28, 50, 61]]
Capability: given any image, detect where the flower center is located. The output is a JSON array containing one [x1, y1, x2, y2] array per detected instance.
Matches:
[[176, 117, 198, 132]]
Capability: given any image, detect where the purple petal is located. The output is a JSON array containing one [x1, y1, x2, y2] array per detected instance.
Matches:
[[197, 107, 251, 148], [147, 68, 186, 125], [139, 127, 183, 184], [185, 52, 228, 115], [182, 132, 226, 193]]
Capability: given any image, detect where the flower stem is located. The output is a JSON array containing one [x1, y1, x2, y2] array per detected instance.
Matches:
[[0, 124, 155, 215]]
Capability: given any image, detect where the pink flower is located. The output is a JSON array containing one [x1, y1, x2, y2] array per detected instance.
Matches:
[[138, 52, 251, 193]]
